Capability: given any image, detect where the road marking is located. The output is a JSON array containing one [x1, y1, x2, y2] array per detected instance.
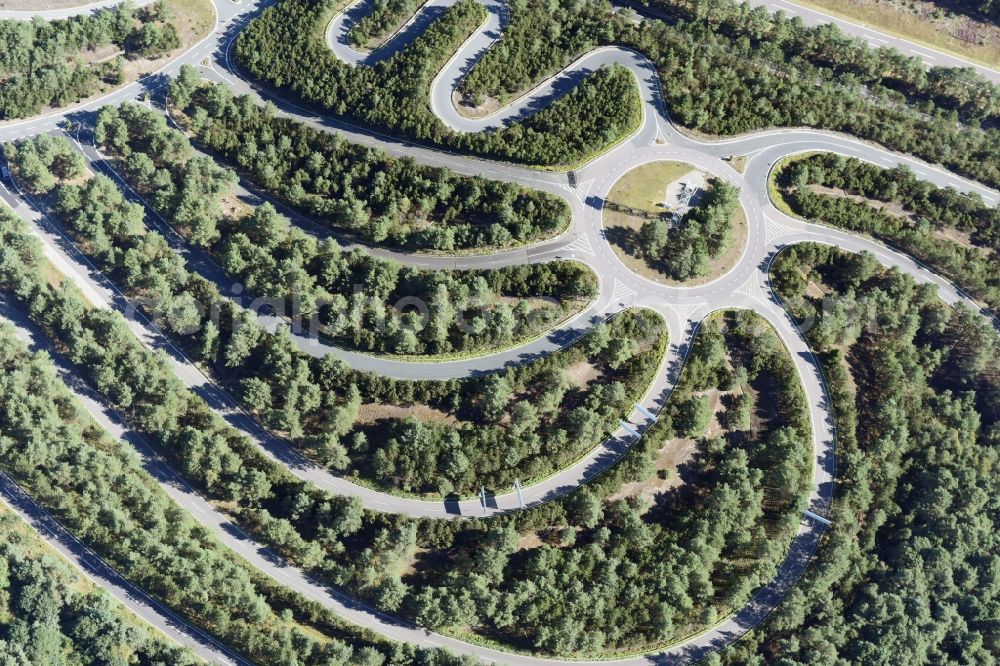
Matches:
[[564, 234, 595, 256], [735, 275, 767, 302], [666, 302, 708, 323], [764, 216, 800, 244], [619, 421, 641, 438], [610, 278, 637, 303], [804, 509, 832, 526]]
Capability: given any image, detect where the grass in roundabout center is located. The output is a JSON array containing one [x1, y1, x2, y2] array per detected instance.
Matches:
[[603, 160, 748, 286]]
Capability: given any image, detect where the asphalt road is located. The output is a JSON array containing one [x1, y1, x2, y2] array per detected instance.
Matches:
[[0, 0, 997, 664], [0, 0, 153, 19]]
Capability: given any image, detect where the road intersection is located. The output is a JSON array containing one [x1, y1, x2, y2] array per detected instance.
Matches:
[[0, 0, 997, 663]]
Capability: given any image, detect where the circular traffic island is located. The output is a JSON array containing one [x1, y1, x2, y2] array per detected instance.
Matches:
[[603, 161, 747, 286]]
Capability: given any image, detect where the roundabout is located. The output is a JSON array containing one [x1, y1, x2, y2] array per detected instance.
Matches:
[[0, 0, 996, 664], [601, 160, 749, 287]]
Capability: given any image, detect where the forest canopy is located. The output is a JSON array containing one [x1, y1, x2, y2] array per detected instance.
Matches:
[[722, 242, 1000, 665], [773, 152, 1000, 310], [0, 186, 811, 658], [0, 0, 181, 119], [0, 205, 484, 666], [167, 76, 573, 252], [14, 125, 595, 369], [8, 130, 655, 498], [0, 503, 196, 665]]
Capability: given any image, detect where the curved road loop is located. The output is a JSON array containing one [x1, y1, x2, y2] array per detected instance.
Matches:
[[0, 0, 997, 663]]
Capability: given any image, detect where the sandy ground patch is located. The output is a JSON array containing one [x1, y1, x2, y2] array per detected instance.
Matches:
[[804, 277, 826, 301], [516, 533, 545, 550], [607, 434, 698, 504], [564, 359, 601, 389], [453, 90, 503, 119], [934, 225, 989, 255]]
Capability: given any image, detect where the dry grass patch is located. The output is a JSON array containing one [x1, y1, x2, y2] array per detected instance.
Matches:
[[789, 0, 1000, 69], [452, 90, 503, 119], [39, 260, 67, 290], [610, 384, 741, 504], [115, 0, 214, 83], [804, 277, 827, 301], [355, 403, 460, 427], [606, 160, 695, 215], [934, 225, 989, 255], [516, 532, 545, 550], [803, 183, 993, 258], [701, 390, 727, 439], [564, 359, 600, 389], [167, 0, 216, 44], [608, 435, 697, 504], [221, 191, 252, 220], [810, 183, 912, 219], [77, 44, 121, 66], [726, 155, 748, 174]]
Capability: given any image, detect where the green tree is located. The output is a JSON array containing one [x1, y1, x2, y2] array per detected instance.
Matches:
[[677, 395, 713, 438]]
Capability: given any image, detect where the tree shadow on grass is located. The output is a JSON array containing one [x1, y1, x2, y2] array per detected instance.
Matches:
[[604, 223, 642, 259], [605, 222, 680, 280]]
